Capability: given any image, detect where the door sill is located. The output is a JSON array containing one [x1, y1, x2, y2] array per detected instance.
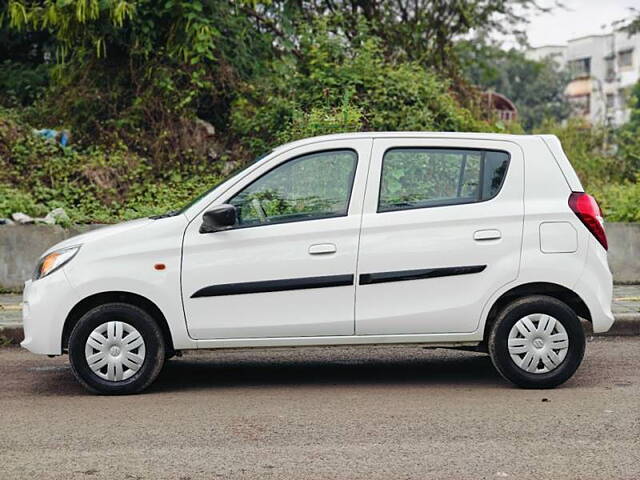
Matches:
[[193, 332, 482, 350]]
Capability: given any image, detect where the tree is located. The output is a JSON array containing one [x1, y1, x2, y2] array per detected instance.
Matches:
[[460, 42, 571, 130], [0, 4, 52, 106], [3, 0, 543, 167], [242, 0, 546, 71], [231, 31, 492, 156], [5, 0, 273, 158], [623, 8, 640, 34], [616, 80, 640, 180]]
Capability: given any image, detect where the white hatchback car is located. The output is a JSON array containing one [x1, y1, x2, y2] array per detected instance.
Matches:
[[21, 132, 614, 394]]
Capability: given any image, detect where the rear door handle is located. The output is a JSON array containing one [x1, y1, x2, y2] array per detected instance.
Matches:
[[474, 229, 502, 241], [309, 243, 337, 255]]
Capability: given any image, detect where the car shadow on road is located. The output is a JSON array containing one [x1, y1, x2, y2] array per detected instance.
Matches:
[[148, 348, 508, 393], [21, 345, 595, 396]]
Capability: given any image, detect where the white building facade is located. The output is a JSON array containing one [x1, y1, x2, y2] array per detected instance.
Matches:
[[526, 30, 640, 126]]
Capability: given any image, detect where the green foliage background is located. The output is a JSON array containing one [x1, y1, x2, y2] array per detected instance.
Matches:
[[0, 0, 638, 223]]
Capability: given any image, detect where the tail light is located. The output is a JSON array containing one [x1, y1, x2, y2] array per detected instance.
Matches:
[[568, 192, 608, 250]]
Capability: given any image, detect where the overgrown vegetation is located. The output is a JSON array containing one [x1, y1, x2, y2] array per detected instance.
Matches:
[[461, 42, 571, 131], [534, 117, 640, 222], [532, 80, 640, 222], [0, 0, 638, 223]]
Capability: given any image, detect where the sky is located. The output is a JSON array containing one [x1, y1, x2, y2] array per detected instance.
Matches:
[[525, 0, 638, 47]]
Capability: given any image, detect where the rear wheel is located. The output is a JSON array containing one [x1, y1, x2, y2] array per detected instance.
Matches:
[[68, 303, 165, 395], [488, 295, 585, 389]]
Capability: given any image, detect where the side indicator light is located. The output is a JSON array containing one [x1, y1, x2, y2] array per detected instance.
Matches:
[[154, 263, 166, 271]]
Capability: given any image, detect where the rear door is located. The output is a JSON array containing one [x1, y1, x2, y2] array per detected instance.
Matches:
[[355, 137, 524, 334]]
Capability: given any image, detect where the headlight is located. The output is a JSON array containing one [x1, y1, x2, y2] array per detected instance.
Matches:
[[34, 246, 81, 280]]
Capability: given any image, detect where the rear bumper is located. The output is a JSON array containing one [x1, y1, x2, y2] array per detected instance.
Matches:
[[20, 271, 78, 355], [574, 239, 614, 334]]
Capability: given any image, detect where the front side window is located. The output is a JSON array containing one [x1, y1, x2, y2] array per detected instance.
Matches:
[[229, 149, 358, 227], [378, 148, 510, 212]]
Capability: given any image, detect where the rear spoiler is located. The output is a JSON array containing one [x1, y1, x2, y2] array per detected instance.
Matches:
[[538, 135, 584, 192]]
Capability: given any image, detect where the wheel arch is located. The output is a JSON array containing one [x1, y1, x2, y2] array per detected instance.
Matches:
[[62, 291, 175, 354], [483, 282, 591, 341]]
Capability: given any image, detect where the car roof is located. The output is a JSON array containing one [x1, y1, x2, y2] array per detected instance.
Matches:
[[273, 131, 544, 152]]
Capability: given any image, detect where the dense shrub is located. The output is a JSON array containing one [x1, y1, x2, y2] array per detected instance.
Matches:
[[231, 35, 492, 157], [1, 1, 637, 224], [592, 181, 640, 223], [534, 119, 622, 186], [461, 44, 571, 132], [0, 109, 224, 223], [0, 60, 49, 107], [0, 29, 499, 224], [534, 117, 640, 223]]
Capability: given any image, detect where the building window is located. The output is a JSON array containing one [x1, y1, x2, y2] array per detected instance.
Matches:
[[569, 94, 590, 116], [606, 93, 615, 109], [618, 49, 633, 69], [605, 56, 616, 81], [569, 57, 591, 78]]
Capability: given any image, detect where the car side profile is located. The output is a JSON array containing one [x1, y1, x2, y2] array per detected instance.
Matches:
[[21, 132, 614, 394]]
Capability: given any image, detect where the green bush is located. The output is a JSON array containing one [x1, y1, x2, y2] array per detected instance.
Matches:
[[276, 98, 364, 145], [592, 181, 640, 223], [535, 118, 639, 223], [0, 60, 49, 107], [231, 35, 493, 157], [534, 118, 621, 187], [0, 29, 502, 225], [0, 108, 224, 223], [0, 185, 47, 219]]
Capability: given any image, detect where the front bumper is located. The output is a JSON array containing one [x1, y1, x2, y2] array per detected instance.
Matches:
[[20, 271, 78, 355]]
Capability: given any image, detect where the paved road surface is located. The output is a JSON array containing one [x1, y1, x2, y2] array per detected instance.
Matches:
[[1, 337, 638, 479]]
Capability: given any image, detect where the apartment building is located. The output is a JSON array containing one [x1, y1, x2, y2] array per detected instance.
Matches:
[[526, 30, 640, 126]]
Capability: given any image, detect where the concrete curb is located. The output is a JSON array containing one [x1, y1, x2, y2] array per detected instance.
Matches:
[[599, 313, 640, 336], [2, 314, 640, 347], [0, 325, 24, 346]]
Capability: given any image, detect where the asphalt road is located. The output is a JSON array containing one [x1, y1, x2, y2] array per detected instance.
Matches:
[[1, 338, 638, 480]]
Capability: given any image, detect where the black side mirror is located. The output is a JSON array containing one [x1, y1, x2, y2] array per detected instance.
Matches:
[[200, 204, 237, 233]]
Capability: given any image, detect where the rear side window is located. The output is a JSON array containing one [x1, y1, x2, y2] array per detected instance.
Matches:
[[378, 148, 510, 212]]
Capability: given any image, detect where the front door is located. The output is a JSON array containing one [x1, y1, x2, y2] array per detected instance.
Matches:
[[355, 137, 524, 335], [181, 139, 372, 339]]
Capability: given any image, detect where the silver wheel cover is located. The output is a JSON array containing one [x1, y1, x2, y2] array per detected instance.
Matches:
[[508, 314, 569, 374], [84, 321, 146, 381]]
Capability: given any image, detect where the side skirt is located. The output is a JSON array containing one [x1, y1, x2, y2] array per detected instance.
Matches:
[[192, 332, 483, 350]]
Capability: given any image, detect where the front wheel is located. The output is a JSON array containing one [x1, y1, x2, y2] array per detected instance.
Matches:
[[68, 303, 166, 395], [488, 295, 585, 389]]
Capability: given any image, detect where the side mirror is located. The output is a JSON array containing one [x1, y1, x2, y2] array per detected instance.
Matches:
[[200, 204, 237, 233]]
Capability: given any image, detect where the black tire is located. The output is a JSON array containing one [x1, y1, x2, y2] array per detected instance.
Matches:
[[68, 303, 165, 395], [488, 295, 585, 389]]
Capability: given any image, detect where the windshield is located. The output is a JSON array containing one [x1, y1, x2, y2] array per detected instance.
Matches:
[[176, 151, 272, 215]]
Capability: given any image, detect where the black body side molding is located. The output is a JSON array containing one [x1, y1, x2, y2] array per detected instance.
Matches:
[[359, 265, 486, 285], [191, 274, 354, 298], [191, 265, 485, 298]]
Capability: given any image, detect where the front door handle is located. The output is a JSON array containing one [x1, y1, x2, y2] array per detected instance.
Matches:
[[474, 229, 502, 241], [309, 243, 337, 255]]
